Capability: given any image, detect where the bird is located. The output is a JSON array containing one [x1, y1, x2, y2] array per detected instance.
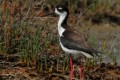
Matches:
[[54, 5, 100, 80]]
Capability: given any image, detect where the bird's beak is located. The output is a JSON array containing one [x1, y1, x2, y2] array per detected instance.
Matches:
[[39, 7, 55, 17], [40, 12, 54, 17], [39, 6, 56, 17]]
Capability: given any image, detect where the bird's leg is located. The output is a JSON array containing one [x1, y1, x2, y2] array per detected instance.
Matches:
[[70, 54, 74, 80], [79, 66, 82, 80]]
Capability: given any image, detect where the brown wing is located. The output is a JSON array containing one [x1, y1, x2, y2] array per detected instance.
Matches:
[[62, 29, 92, 49]]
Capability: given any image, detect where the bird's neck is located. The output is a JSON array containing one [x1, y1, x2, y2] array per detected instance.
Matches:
[[58, 13, 68, 27], [58, 13, 68, 36]]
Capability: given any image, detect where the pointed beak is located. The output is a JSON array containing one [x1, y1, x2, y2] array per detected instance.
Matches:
[[39, 6, 57, 17], [40, 12, 54, 17]]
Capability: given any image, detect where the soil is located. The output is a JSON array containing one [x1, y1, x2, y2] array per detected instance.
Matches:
[[0, 53, 120, 80]]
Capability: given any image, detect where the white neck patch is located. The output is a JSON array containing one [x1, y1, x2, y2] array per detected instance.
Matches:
[[55, 8, 67, 36]]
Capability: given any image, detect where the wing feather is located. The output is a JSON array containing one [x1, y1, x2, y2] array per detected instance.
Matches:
[[61, 29, 98, 56]]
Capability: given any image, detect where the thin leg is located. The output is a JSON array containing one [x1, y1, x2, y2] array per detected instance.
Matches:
[[70, 54, 74, 80], [79, 66, 82, 80]]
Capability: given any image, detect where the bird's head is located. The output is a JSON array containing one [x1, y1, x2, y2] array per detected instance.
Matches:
[[54, 5, 69, 17]]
